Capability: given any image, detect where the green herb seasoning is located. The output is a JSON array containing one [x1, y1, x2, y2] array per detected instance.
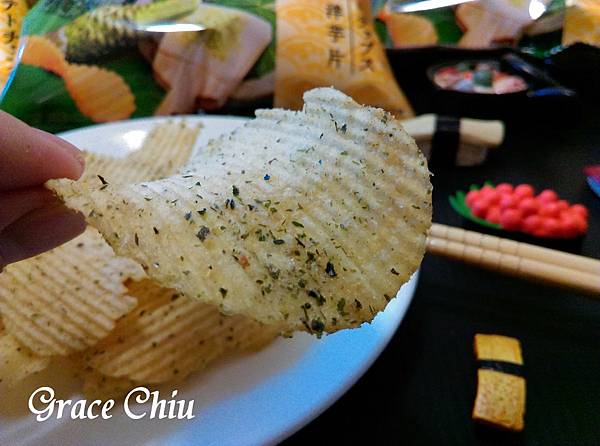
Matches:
[[308, 290, 326, 306], [325, 261, 337, 277], [197, 226, 210, 242], [337, 298, 346, 315]]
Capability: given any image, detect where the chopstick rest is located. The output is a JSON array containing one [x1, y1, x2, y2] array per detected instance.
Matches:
[[472, 334, 525, 432], [401, 114, 504, 166], [429, 116, 460, 166]]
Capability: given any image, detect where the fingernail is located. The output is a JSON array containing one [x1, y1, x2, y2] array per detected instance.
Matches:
[[69, 146, 86, 170], [35, 128, 85, 175]]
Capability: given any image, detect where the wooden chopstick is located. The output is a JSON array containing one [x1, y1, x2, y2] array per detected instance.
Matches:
[[427, 223, 600, 295], [430, 223, 600, 274]]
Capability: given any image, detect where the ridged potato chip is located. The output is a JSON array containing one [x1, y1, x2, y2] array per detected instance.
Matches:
[[21, 35, 68, 76], [82, 369, 139, 401], [69, 120, 201, 188], [0, 329, 50, 385], [0, 229, 142, 356], [51, 88, 432, 335], [84, 279, 279, 383], [64, 64, 135, 122], [0, 122, 200, 357]]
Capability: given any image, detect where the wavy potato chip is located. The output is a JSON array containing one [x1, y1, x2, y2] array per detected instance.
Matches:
[[83, 279, 279, 383], [64, 64, 135, 122], [51, 88, 432, 334], [0, 229, 142, 356], [0, 122, 200, 357], [21, 35, 68, 76], [0, 329, 50, 385], [64, 120, 202, 188], [82, 370, 139, 401]]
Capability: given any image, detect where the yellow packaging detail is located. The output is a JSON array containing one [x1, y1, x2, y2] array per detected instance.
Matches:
[[274, 0, 413, 118], [0, 0, 28, 89], [563, 0, 600, 47]]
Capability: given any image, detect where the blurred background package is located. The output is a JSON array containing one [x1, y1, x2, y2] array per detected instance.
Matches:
[[1, 0, 600, 131], [0, 0, 412, 132]]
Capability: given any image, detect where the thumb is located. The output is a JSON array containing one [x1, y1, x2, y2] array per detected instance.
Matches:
[[0, 111, 85, 191]]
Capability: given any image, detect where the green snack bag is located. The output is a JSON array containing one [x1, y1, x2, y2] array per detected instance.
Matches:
[[1, 0, 277, 132]]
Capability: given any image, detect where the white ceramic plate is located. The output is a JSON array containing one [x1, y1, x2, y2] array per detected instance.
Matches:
[[0, 116, 418, 446]]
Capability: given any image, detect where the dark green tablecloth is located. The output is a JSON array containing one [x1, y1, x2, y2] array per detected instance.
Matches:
[[283, 103, 600, 445]]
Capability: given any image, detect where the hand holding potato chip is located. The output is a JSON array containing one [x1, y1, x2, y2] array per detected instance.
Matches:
[[0, 111, 86, 269], [51, 88, 432, 335]]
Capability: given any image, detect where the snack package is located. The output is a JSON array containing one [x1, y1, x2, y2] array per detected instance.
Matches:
[[275, 0, 413, 117], [0, 0, 413, 132], [376, 0, 572, 53]]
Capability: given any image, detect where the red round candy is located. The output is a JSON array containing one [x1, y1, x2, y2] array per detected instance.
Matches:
[[572, 214, 589, 234], [570, 204, 589, 219], [490, 192, 501, 205], [500, 208, 523, 231], [499, 193, 518, 210], [486, 206, 502, 224], [559, 215, 579, 238], [514, 184, 535, 199], [517, 197, 539, 217], [522, 215, 542, 234], [533, 228, 551, 238], [556, 200, 569, 212], [479, 187, 500, 205], [541, 218, 561, 237], [471, 198, 491, 218], [540, 202, 560, 218], [538, 189, 558, 203], [495, 183, 513, 194], [466, 190, 480, 207]]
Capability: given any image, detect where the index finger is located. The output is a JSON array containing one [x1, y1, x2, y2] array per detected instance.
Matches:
[[0, 111, 85, 191]]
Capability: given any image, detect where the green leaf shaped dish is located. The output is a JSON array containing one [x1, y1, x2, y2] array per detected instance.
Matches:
[[448, 182, 501, 230]]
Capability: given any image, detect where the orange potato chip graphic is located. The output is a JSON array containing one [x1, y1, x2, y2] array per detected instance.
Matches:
[[64, 64, 135, 122], [21, 35, 68, 76], [381, 13, 438, 48]]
